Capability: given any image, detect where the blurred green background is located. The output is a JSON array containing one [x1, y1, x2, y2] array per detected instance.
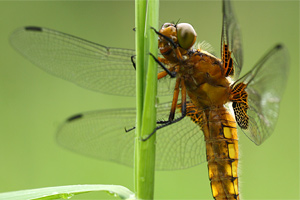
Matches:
[[0, 1, 299, 199]]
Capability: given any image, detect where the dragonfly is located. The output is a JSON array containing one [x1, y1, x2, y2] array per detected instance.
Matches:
[[10, 0, 289, 199]]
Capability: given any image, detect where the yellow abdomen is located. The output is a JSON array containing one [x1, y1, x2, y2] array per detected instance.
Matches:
[[204, 107, 239, 200], [187, 105, 239, 200]]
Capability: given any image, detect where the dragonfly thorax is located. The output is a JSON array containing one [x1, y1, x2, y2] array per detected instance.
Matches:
[[179, 50, 231, 108]]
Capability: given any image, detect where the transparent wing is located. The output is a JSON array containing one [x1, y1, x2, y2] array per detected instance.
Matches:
[[10, 26, 175, 97], [221, 0, 243, 80], [233, 45, 289, 145], [57, 102, 206, 170]]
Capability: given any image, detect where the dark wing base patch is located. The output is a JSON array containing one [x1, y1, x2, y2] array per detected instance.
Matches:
[[230, 83, 249, 129], [222, 44, 234, 77]]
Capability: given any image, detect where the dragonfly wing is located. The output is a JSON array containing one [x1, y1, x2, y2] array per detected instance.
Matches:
[[10, 26, 136, 96], [57, 108, 136, 167], [221, 0, 243, 80], [57, 102, 206, 170], [10, 26, 175, 97], [155, 105, 206, 170], [232, 45, 289, 145]]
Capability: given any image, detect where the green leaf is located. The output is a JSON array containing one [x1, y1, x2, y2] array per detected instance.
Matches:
[[0, 184, 135, 200]]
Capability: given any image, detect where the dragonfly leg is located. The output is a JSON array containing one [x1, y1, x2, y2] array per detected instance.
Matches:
[[151, 27, 177, 49], [142, 78, 187, 141], [131, 53, 176, 79], [154, 77, 181, 125], [150, 53, 176, 78], [125, 69, 177, 133], [131, 55, 136, 70], [169, 77, 181, 121], [124, 126, 135, 132], [124, 116, 178, 134]]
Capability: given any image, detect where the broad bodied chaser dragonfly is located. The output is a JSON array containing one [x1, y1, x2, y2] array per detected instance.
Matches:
[[10, 0, 289, 199]]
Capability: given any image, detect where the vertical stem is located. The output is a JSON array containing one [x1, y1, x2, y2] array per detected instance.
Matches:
[[135, 0, 146, 196], [135, 0, 159, 199]]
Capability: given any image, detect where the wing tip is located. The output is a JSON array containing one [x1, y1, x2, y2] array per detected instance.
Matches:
[[67, 114, 83, 122], [25, 26, 43, 32], [275, 44, 286, 50]]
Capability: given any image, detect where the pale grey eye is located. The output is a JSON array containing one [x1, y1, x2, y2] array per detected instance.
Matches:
[[177, 23, 197, 50]]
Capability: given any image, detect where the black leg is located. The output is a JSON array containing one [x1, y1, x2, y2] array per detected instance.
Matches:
[[124, 118, 176, 135], [150, 27, 177, 49], [131, 55, 136, 70], [149, 53, 176, 78], [141, 104, 187, 141], [142, 79, 187, 141], [125, 126, 135, 132], [156, 120, 172, 124]]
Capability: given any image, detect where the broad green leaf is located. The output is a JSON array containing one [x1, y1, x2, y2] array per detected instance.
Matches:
[[0, 184, 135, 200]]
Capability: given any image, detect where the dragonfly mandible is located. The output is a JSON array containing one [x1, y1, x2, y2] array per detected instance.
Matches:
[[10, 0, 289, 199]]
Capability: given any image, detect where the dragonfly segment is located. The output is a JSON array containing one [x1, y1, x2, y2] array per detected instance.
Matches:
[[202, 107, 239, 200], [183, 102, 239, 199], [151, 0, 288, 199], [156, 21, 240, 199]]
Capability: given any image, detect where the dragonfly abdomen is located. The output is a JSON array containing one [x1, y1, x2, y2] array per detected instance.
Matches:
[[203, 108, 239, 200]]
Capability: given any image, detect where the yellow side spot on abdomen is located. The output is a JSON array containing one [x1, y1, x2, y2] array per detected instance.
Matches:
[[232, 160, 238, 177], [228, 143, 238, 159], [234, 178, 239, 195], [223, 126, 238, 139], [224, 127, 232, 138], [211, 181, 219, 197]]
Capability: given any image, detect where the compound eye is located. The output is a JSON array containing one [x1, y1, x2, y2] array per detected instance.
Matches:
[[177, 23, 197, 49]]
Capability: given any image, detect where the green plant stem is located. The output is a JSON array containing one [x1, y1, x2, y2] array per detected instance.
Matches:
[[135, 0, 159, 199]]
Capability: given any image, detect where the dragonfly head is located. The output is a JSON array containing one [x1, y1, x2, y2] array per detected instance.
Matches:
[[159, 23, 197, 62]]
